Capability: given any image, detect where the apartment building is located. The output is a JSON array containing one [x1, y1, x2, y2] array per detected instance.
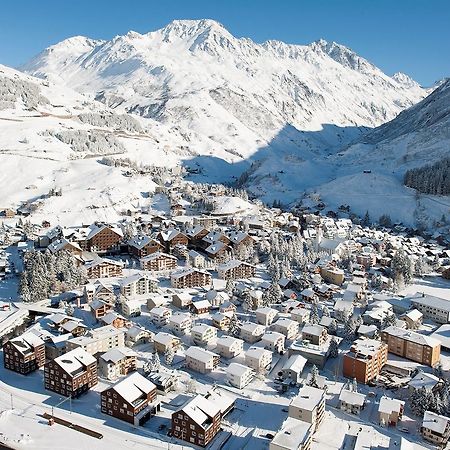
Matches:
[[86, 224, 123, 254], [240, 322, 265, 343], [140, 252, 177, 272], [302, 325, 328, 347], [270, 418, 312, 450], [44, 347, 98, 398], [289, 385, 325, 431], [410, 293, 450, 324], [290, 307, 310, 325], [101, 372, 158, 426], [378, 396, 404, 426], [381, 326, 441, 367], [119, 273, 158, 297], [217, 259, 256, 280], [170, 268, 212, 289], [171, 394, 221, 447], [272, 318, 299, 340], [66, 325, 125, 356], [261, 331, 285, 353], [245, 346, 272, 373], [98, 347, 137, 381], [169, 313, 193, 336], [191, 324, 217, 346], [3, 332, 45, 375], [226, 363, 253, 389], [185, 347, 220, 374], [85, 257, 123, 278], [215, 336, 244, 359], [421, 411, 450, 447], [128, 235, 164, 258], [343, 338, 388, 384], [339, 389, 366, 415]]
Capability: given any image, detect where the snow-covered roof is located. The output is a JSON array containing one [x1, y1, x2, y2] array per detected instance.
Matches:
[[154, 332, 177, 345], [290, 385, 324, 411], [227, 362, 252, 377], [271, 417, 312, 449], [55, 347, 96, 375], [10, 332, 44, 352], [140, 251, 177, 262], [100, 347, 136, 364], [410, 293, 450, 313], [111, 372, 156, 404], [378, 396, 404, 414], [179, 394, 221, 428], [339, 389, 365, 406], [422, 410, 450, 434], [282, 354, 307, 373], [382, 326, 441, 347], [408, 372, 440, 391], [185, 346, 218, 363]]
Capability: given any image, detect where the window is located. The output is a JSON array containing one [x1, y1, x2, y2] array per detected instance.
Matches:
[[190, 424, 195, 430]]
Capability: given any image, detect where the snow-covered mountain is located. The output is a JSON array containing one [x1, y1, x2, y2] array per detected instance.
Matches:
[[22, 19, 426, 163], [2, 20, 447, 227]]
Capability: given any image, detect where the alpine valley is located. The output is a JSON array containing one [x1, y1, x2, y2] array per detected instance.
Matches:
[[1, 19, 448, 227]]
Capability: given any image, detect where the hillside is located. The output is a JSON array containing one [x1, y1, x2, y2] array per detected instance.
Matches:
[[1, 20, 447, 227]]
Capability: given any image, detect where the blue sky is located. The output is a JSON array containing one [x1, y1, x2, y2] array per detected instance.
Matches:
[[1, 0, 449, 86]]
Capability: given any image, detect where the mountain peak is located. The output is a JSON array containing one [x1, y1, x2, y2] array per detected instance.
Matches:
[[158, 19, 229, 41], [392, 72, 420, 88]]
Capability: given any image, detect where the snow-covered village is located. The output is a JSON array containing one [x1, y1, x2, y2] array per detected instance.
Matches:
[[0, 2, 450, 450], [0, 174, 449, 450]]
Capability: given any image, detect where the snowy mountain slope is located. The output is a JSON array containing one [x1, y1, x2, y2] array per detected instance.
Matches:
[[22, 19, 426, 164], [0, 64, 201, 225]]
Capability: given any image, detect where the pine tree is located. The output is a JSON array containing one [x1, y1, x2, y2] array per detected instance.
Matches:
[[328, 319, 338, 336], [164, 346, 175, 366], [352, 378, 358, 393], [362, 211, 371, 227], [228, 313, 240, 337], [310, 303, 319, 325], [321, 305, 330, 317], [307, 365, 320, 388], [344, 317, 357, 342], [329, 337, 339, 358], [410, 386, 430, 416], [65, 303, 75, 316]]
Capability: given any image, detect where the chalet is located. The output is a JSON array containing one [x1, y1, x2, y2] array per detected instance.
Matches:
[[85, 224, 123, 254], [83, 280, 115, 304], [47, 238, 82, 256], [169, 313, 193, 336], [147, 372, 178, 394], [279, 354, 307, 384], [99, 347, 137, 381], [158, 228, 188, 252], [211, 312, 232, 331], [227, 231, 254, 250], [272, 318, 299, 340], [187, 250, 206, 269], [60, 320, 88, 337], [90, 299, 113, 320], [125, 326, 152, 347], [190, 299, 212, 315], [400, 309, 423, 330], [378, 396, 404, 426], [44, 347, 98, 398], [185, 225, 209, 246], [128, 235, 164, 258], [84, 257, 123, 279], [205, 290, 229, 308], [120, 298, 142, 317], [172, 292, 193, 309], [171, 268, 212, 289], [3, 332, 45, 375], [339, 390, 366, 415], [101, 372, 159, 426], [204, 241, 230, 262], [100, 312, 127, 329], [140, 252, 177, 272]]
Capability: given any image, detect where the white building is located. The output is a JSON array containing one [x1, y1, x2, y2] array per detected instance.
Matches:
[[226, 363, 253, 389], [339, 389, 366, 415], [169, 313, 193, 336], [261, 331, 285, 353], [255, 307, 278, 326], [149, 306, 172, 327], [184, 346, 220, 374], [215, 336, 244, 359], [66, 326, 125, 355], [245, 346, 272, 373], [272, 318, 299, 340], [240, 322, 265, 343], [191, 324, 217, 346], [289, 385, 325, 431], [280, 354, 307, 384], [119, 273, 157, 297]]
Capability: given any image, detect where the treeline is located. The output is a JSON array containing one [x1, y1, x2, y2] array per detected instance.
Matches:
[[404, 157, 450, 195]]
